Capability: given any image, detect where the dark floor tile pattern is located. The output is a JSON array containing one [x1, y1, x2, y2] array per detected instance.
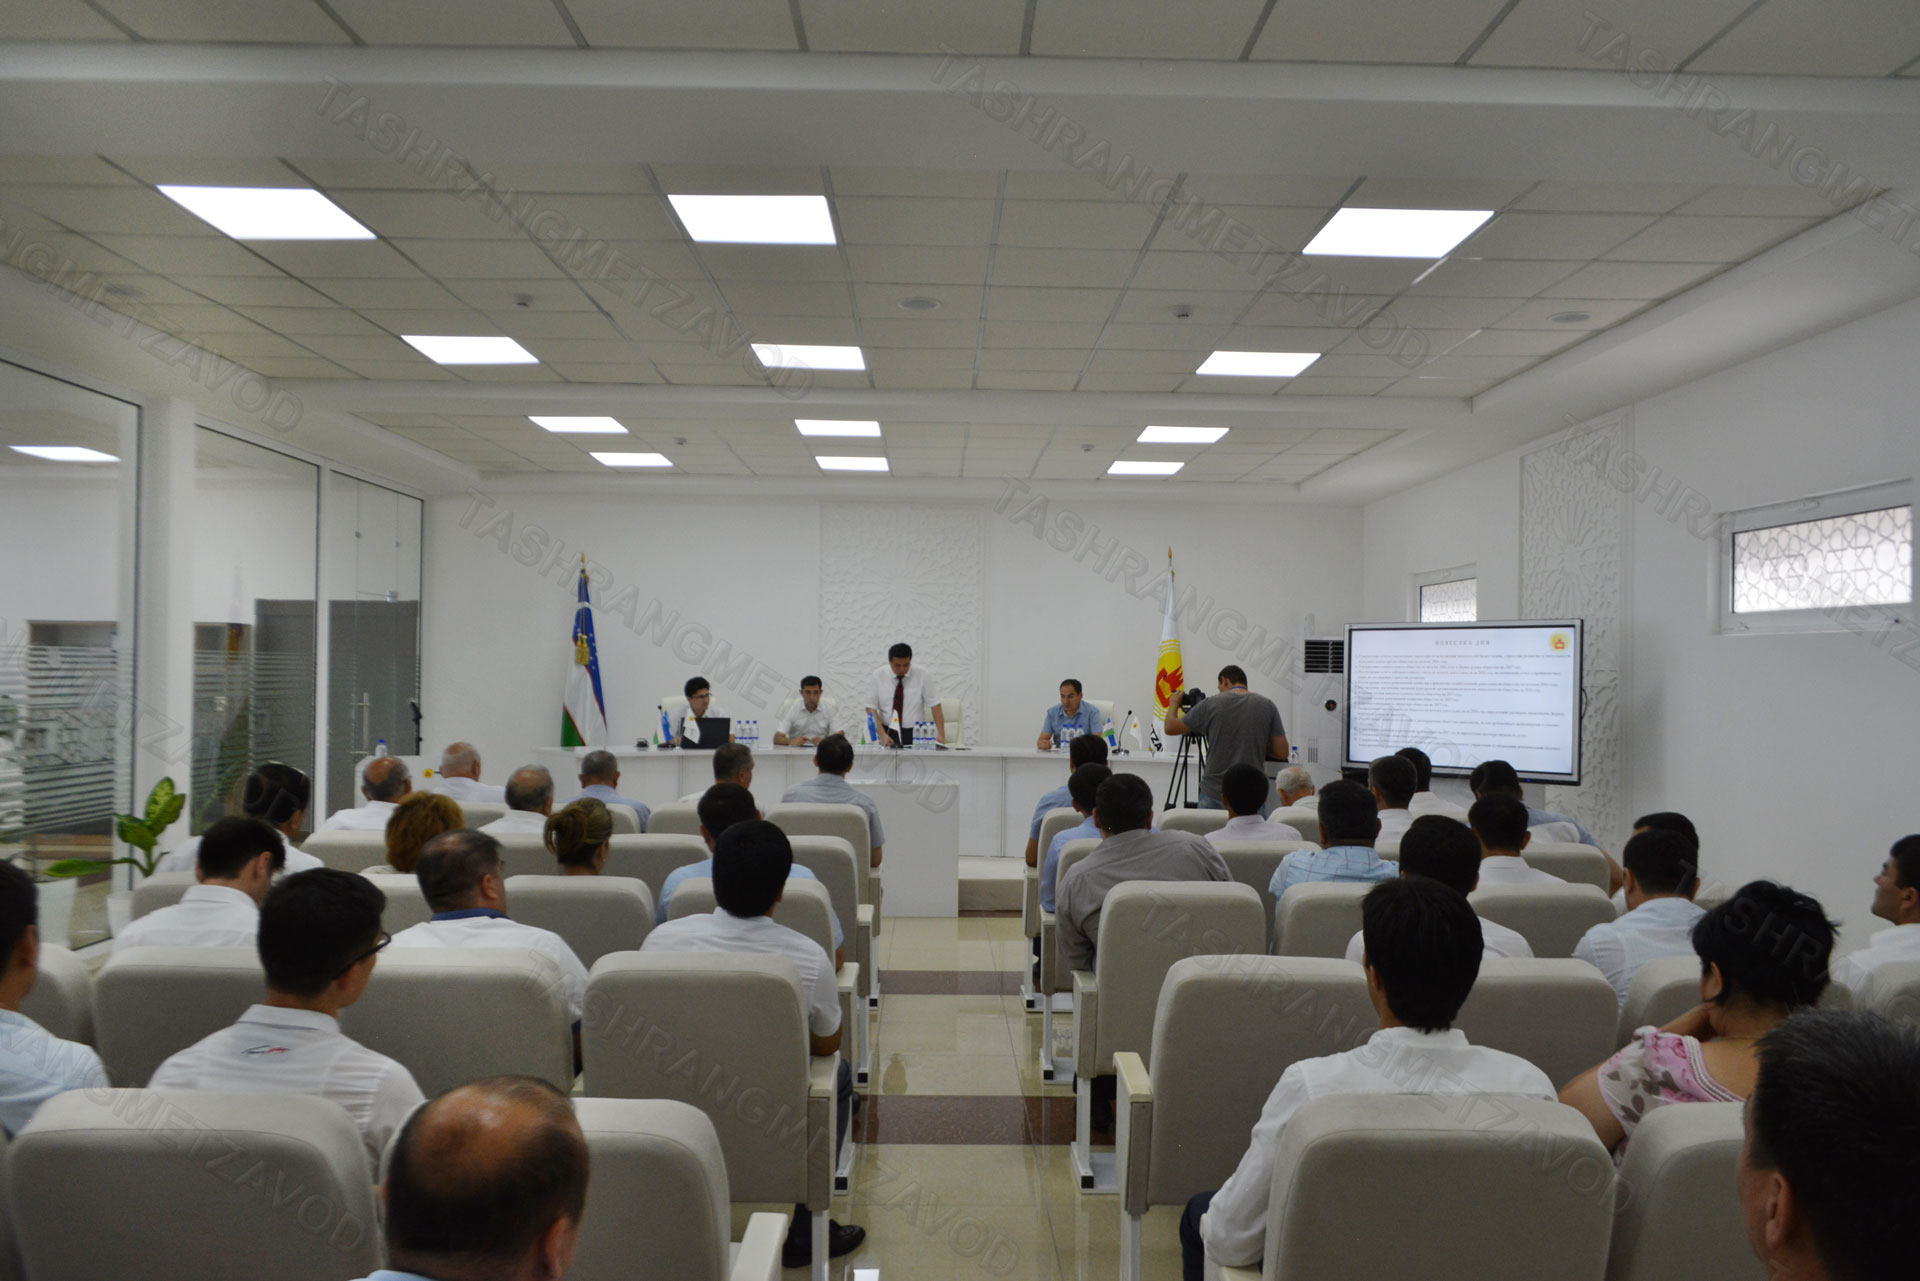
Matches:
[[879, 968, 1027, 995]]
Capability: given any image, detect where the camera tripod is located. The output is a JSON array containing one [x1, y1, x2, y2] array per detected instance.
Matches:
[[1165, 729, 1207, 809]]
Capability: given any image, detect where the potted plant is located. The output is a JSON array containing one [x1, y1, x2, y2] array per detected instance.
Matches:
[[45, 777, 186, 937]]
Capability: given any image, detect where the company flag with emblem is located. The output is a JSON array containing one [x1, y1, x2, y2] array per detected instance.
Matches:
[[562, 562, 610, 748], [1153, 549, 1184, 723]]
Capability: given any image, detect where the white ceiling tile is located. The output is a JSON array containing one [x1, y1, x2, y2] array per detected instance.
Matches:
[[830, 169, 1001, 199], [1236, 291, 1391, 328], [566, 0, 798, 49], [997, 201, 1161, 249], [1404, 258, 1582, 298], [1344, 177, 1535, 210], [1411, 354, 1540, 381], [359, 308, 514, 332], [300, 277, 469, 310], [1181, 374, 1294, 395], [10, 233, 140, 274], [853, 283, 983, 318], [1181, 175, 1358, 207], [650, 164, 823, 194], [845, 246, 992, 285], [247, 241, 428, 279], [507, 194, 682, 242], [2, 0, 130, 38], [979, 320, 1106, 347], [1030, 0, 1270, 58], [1471, 0, 1755, 70], [109, 158, 309, 188], [1539, 261, 1724, 299], [977, 371, 1082, 391], [1085, 349, 1209, 374], [1251, 0, 1510, 63], [1151, 206, 1328, 255], [392, 239, 572, 278], [93, 0, 349, 42], [860, 317, 979, 347], [453, 364, 564, 382], [1601, 216, 1816, 263], [1126, 251, 1267, 293], [988, 248, 1141, 289], [8, 184, 214, 236], [1511, 182, 1709, 214], [469, 165, 653, 194], [327, 0, 576, 44], [1457, 212, 1657, 260], [977, 349, 1086, 372], [717, 280, 854, 317], [798, 0, 1026, 52], [1677, 186, 1865, 218], [865, 347, 979, 371], [1099, 322, 1234, 350], [175, 276, 336, 307], [0, 157, 135, 185], [441, 279, 598, 311], [697, 244, 847, 282], [1444, 328, 1587, 357], [1308, 352, 1434, 378], [1690, 0, 1920, 76], [235, 307, 387, 336], [237, 357, 360, 378], [319, 190, 528, 240], [1002, 172, 1158, 202], [1278, 376, 1395, 395], [834, 197, 998, 246], [726, 316, 861, 343], [1288, 255, 1433, 293], [294, 334, 435, 363], [546, 363, 666, 383], [1490, 297, 1653, 328], [478, 310, 624, 339], [1378, 377, 1499, 397], [1113, 290, 1258, 325], [983, 287, 1121, 322], [90, 235, 284, 276], [1373, 295, 1530, 328], [150, 305, 272, 336]]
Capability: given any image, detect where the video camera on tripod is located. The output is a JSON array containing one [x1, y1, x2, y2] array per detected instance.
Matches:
[[1166, 687, 1208, 808]]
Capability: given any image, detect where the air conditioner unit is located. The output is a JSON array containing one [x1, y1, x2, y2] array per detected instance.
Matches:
[[1293, 637, 1345, 780]]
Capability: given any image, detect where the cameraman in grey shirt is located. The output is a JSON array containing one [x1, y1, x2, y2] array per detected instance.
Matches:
[[1162, 664, 1290, 812]]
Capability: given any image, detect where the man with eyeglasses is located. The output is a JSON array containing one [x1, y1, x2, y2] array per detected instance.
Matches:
[[149, 869, 424, 1173]]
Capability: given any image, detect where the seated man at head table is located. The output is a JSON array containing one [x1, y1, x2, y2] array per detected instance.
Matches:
[[1185, 876, 1556, 1281], [0, 860, 108, 1137], [679, 741, 752, 803], [781, 733, 884, 869], [575, 748, 651, 832], [1024, 733, 1110, 867], [319, 755, 412, 832], [1829, 834, 1920, 998], [775, 675, 840, 747], [674, 674, 734, 746], [115, 816, 287, 951], [429, 740, 508, 805], [1573, 826, 1705, 1008], [865, 641, 943, 747], [656, 782, 842, 963], [1342, 814, 1533, 963], [1270, 779, 1397, 899], [478, 766, 555, 837], [1367, 753, 1419, 842], [1211, 763, 1298, 845], [1035, 677, 1107, 752], [156, 761, 323, 875]]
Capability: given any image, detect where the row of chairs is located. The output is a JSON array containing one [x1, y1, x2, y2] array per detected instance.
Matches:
[[418, 799, 639, 833]]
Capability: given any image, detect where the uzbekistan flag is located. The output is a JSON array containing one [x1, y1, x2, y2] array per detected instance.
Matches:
[[1154, 548, 1184, 723], [562, 563, 610, 747]]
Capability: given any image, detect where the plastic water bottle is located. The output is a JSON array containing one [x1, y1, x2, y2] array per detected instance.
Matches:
[[1289, 744, 1300, 764], [374, 738, 387, 758]]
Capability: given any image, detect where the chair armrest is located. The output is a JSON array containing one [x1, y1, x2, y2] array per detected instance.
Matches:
[[1023, 864, 1040, 938], [1071, 969, 1098, 1077], [1114, 1051, 1154, 1215], [1198, 1214, 1263, 1281], [1039, 912, 1059, 993], [730, 1212, 789, 1281], [854, 907, 875, 999], [870, 868, 883, 936], [836, 961, 858, 996], [805, 1053, 839, 1210]]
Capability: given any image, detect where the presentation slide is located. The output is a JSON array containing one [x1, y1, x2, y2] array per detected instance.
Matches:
[[1344, 621, 1583, 783]]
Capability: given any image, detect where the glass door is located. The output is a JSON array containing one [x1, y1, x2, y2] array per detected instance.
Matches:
[[324, 473, 422, 814]]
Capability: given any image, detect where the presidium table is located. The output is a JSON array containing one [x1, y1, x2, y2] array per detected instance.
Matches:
[[530, 744, 1179, 918]]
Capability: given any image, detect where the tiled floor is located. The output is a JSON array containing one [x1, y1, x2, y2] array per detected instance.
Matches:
[[774, 914, 1184, 1279]]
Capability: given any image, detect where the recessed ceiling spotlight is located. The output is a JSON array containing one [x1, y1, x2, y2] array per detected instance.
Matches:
[[667, 194, 836, 244], [897, 296, 942, 312], [10, 445, 119, 463], [530, 416, 628, 434], [1548, 311, 1592, 324], [1304, 207, 1494, 259], [1195, 351, 1320, 378], [157, 185, 375, 240], [1139, 426, 1228, 444]]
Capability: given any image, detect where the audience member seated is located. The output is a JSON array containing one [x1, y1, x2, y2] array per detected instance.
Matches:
[[149, 868, 424, 1171], [774, 674, 839, 747], [378, 791, 464, 876], [1471, 758, 1623, 893], [352, 1076, 588, 1281], [1271, 779, 1396, 898], [782, 733, 884, 869], [0, 861, 106, 1136], [1368, 754, 1418, 840], [1056, 773, 1230, 974], [115, 816, 283, 951], [1738, 1009, 1920, 1281], [545, 797, 612, 875], [1560, 880, 1836, 1161], [156, 761, 323, 874], [1341, 814, 1533, 963], [657, 785, 842, 959], [479, 766, 555, 836], [319, 755, 412, 832], [1397, 746, 1461, 816], [1212, 763, 1296, 843], [1023, 734, 1110, 866], [575, 748, 651, 832], [1184, 877, 1556, 1281], [1573, 827, 1705, 1008], [1831, 835, 1920, 997], [389, 830, 589, 1025], [1467, 794, 1560, 885], [1270, 764, 1314, 813], [680, 741, 753, 802], [1618, 810, 1701, 910], [430, 741, 508, 805], [642, 819, 864, 1267], [1041, 763, 1110, 913]]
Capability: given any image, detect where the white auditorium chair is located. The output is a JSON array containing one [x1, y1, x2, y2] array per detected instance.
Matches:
[[1519, 842, 1613, 891], [1270, 807, 1321, 841], [1857, 959, 1920, 1028], [605, 833, 710, 902], [1160, 809, 1230, 837], [582, 952, 840, 1281], [935, 696, 964, 745], [340, 948, 574, 1095], [1116, 956, 1376, 1281], [766, 802, 880, 1002], [661, 693, 690, 737], [1204, 1094, 1614, 1281], [1454, 958, 1621, 1089], [95, 948, 262, 1086], [360, 870, 433, 933], [1217, 840, 1317, 951], [785, 835, 868, 1078], [458, 799, 508, 827], [130, 871, 195, 918], [1089, 698, 1117, 733], [1037, 836, 1101, 1081], [1606, 1102, 1750, 1281], [0, 1131, 17, 1281], [647, 801, 703, 838], [1272, 881, 1372, 958], [1025, 806, 1083, 1008], [10, 1091, 381, 1281], [569, 1098, 787, 1281], [506, 874, 653, 966], [1071, 880, 1266, 1192], [301, 829, 389, 873], [20, 942, 94, 1045], [1376, 834, 1401, 859], [1470, 882, 1618, 957], [604, 803, 642, 834], [1618, 954, 1705, 1045], [486, 830, 551, 866]]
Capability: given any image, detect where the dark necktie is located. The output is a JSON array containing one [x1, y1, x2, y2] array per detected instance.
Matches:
[[893, 675, 905, 723]]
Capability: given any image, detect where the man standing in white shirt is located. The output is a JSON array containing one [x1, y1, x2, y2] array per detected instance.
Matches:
[[155, 761, 323, 875], [782, 734, 884, 868], [319, 756, 412, 832], [430, 741, 508, 805], [865, 642, 943, 747], [775, 675, 839, 746], [479, 766, 555, 837], [1211, 764, 1299, 845], [389, 830, 590, 1027], [577, 748, 651, 831], [1468, 794, 1561, 885], [642, 820, 866, 1268], [0, 862, 107, 1136], [1186, 877, 1556, 1280], [1831, 835, 1920, 997], [149, 869, 424, 1171], [115, 816, 282, 951], [1368, 755, 1418, 842], [1341, 815, 1534, 964], [1573, 827, 1705, 1007]]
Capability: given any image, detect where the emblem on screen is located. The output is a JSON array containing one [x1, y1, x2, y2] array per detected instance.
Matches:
[[1550, 632, 1571, 651]]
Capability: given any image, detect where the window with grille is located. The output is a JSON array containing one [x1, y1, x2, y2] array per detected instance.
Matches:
[[1418, 577, 1479, 623], [1723, 482, 1912, 633]]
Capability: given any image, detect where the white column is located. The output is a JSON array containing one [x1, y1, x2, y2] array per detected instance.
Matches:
[[130, 397, 196, 858]]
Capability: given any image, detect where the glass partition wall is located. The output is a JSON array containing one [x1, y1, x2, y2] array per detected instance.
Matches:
[[324, 473, 422, 819]]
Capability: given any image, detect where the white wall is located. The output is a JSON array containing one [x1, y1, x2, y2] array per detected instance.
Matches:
[[190, 473, 317, 623], [1363, 296, 1920, 952], [420, 487, 1363, 778], [0, 474, 120, 624]]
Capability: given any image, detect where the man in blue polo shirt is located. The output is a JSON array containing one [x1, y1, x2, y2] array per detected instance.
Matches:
[[1042, 763, 1111, 913], [1024, 733, 1109, 867], [1271, 779, 1397, 898], [1035, 679, 1107, 752]]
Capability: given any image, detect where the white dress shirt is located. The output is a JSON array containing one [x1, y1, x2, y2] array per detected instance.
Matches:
[[867, 663, 940, 728], [1375, 808, 1415, 841], [778, 699, 840, 740], [1201, 1025, 1557, 1268], [642, 909, 840, 1038], [478, 809, 551, 837], [320, 800, 399, 832], [0, 1009, 108, 1137], [155, 837, 324, 876], [1210, 815, 1299, 846], [1345, 916, 1534, 965], [149, 1004, 424, 1171], [1477, 855, 1561, 886], [1573, 896, 1708, 1007], [389, 912, 588, 1021], [430, 775, 507, 805], [1408, 791, 1470, 820], [1832, 922, 1920, 996], [112, 884, 259, 951]]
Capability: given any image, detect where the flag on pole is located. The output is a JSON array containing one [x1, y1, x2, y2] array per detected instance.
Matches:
[[562, 561, 609, 748], [1153, 548, 1184, 723]]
